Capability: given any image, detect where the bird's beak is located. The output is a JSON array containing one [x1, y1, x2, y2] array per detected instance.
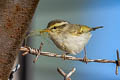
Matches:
[[39, 29, 50, 33]]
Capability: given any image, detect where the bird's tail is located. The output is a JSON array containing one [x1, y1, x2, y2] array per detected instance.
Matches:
[[92, 26, 103, 31]]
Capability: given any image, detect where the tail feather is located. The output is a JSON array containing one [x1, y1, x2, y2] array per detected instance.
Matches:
[[92, 26, 103, 31]]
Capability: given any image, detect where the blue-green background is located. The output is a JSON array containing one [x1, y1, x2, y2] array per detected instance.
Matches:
[[27, 0, 120, 80]]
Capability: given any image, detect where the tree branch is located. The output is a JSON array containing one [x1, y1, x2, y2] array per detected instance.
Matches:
[[0, 0, 39, 80]]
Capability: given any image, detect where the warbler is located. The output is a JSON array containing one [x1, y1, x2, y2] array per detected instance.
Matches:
[[26, 19, 103, 60]]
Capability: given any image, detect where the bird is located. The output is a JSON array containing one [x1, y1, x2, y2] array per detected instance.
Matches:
[[26, 19, 103, 61]]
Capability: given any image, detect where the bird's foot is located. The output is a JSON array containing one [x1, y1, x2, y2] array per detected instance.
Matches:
[[61, 53, 69, 60], [83, 56, 88, 64], [83, 47, 88, 64]]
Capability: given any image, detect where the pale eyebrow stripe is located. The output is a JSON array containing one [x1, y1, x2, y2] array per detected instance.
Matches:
[[50, 22, 69, 29]]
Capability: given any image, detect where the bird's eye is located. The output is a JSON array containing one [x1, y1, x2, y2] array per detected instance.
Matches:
[[52, 27, 57, 29]]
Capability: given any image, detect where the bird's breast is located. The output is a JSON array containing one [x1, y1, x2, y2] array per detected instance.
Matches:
[[48, 32, 92, 55]]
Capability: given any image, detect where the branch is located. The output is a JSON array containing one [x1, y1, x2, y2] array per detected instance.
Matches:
[[20, 46, 120, 75], [0, 0, 39, 79]]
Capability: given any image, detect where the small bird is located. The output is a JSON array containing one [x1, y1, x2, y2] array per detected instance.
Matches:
[[26, 19, 103, 61]]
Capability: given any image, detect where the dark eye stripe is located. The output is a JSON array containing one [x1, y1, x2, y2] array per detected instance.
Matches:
[[51, 24, 67, 29]]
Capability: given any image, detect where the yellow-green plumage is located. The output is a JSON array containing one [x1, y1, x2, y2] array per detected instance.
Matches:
[[45, 20, 103, 54], [27, 19, 103, 55]]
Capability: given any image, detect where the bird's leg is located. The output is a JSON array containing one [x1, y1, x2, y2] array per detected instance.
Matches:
[[83, 47, 88, 64], [61, 52, 70, 60]]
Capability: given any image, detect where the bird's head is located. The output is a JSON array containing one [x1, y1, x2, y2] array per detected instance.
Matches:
[[46, 19, 70, 32]]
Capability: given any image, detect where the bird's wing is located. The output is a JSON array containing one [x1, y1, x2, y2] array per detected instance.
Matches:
[[66, 24, 84, 36]]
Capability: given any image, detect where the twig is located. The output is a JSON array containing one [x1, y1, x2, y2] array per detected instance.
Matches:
[[20, 46, 120, 75], [57, 67, 76, 80]]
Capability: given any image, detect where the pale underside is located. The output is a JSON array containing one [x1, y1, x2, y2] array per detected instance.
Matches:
[[48, 31, 92, 55]]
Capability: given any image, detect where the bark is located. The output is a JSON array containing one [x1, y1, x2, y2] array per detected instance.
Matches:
[[0, 0, 39, 80]]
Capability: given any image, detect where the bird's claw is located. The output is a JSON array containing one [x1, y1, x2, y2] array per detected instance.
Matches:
[[83, 56, 88, 64], [61, 54, 67, 60]]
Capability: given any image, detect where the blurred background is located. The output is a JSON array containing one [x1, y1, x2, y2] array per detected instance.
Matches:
[[18, 0, 120, 80]]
